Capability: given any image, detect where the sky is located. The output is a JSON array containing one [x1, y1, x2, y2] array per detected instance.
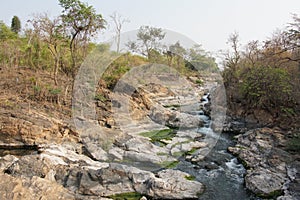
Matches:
[[1, 0, 300, 56]]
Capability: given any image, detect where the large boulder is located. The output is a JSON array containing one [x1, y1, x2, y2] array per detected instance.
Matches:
[[150, 107, 203, 128], [147, 169, 204, 199], [228, 128, 295, 199], [0, 173, 75, 200], [245, 168, 285, 198], [121, 137, 176, 166]]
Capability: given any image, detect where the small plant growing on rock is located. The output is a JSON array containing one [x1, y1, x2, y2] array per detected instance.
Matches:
[[94, 93, 107, 102], [287, 133, 300, 153]]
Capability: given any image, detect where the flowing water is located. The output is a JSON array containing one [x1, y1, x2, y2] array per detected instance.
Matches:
[[177, 94, 258, 200], [177, 132, 255, 200], [0, 93, 259, 199]]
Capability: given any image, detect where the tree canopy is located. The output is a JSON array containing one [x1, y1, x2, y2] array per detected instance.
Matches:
[[11, 16, 21, 34], [59, 0, 106, 75], [127, 26, 166, 59], [222, 15, 300, 117]]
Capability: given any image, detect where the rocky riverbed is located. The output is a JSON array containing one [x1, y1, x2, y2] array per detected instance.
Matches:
[[0, 73, 213, 199], [228, 127, 300, 199], [1, 68, 298, 200]]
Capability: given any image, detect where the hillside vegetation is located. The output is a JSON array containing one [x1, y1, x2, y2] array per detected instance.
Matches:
[[222, 15, 300, 126]]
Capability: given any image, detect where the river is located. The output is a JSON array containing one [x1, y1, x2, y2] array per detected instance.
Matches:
[[176, 94, 258, 200]]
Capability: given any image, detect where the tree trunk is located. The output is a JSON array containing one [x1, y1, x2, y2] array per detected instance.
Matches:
[[70, 31, 79, 78], [54, 57, 59, 85]]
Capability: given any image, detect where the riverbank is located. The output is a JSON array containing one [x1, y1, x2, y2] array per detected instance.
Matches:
[[1, 66, 298, 199], [0, 66, 213, 199], [224, 101, 300, 199], [227, 126, 300, 199]]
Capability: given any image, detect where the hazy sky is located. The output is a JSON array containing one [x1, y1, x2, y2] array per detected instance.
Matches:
[[1, 0, 300, 55]]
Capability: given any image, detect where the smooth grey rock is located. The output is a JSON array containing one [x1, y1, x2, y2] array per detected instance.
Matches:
[[108, 147, 124, 160], [228, 128, 292, 198], [245, 168, 285, 198], [124, 151, 162, 163], [147, 169, 204, 199], [167, 112, 203, 128], [83, 142, 109, 161], [0, 155, 18, 171], [125, 137, 165, 154], [150, 107, 203, 128], [176, 130, 202, 139]]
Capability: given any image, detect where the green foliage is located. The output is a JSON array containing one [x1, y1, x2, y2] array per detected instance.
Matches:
[[11, 16, 21, 34], [94, 93, 107, 102], [139, 129, 176, 144], [240, 66, 293, 109], [187, 44, 219, 72], [184, 175, 196, 181], [59, 0, 106, 73], [0, 21, 17, 40], [48, 87, 62, 95], [287, 133, 300, 153], [160, 160, 179, 169], [59, 0, 105, 35], [281, 107, 296, 116], [163, 104, 180, 108], [109, 192, 144, 200], [185, 147, 198, 155], [169, 41, 186, 57], [96, 43, 111, 53], [127, 25, 165, 59], [0, 0, 105, 83], [156, 152, 168, 156], [33, 85, 42, 94], [103, 65, 131, 89], [102, 53, 147, 89], [195, 79, 203, 85], [223, 16, 300, 121], [30, 79, 63, 104]]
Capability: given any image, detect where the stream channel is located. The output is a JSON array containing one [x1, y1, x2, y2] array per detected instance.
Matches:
[[0, 93, 261, 200], [176, 94, 258, 200]]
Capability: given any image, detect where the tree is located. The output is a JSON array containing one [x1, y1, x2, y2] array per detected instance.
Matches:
[[240, 66, 293, 109], [59, 0, 106, 76], [0, 21, 22, 67], [11, 16, 21, 34], [0, 21, 18, 40], [30, 13, 67, 85], [221, 18, 299, 117], [110, 12, 129, 53], [222, 32, 242, 86], [127, 25, 165, 59], [169, 41, 186, 56], [225, 31, 241, 69], [242, 40, 260, 67], [168, 41, 186, 66], [186, 44, 218, 72], [283, 14, 300, 62]]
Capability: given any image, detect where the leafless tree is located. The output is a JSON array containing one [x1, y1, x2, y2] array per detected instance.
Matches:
[[110, 12, 129, 53], [29, 13, 67, 85]]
